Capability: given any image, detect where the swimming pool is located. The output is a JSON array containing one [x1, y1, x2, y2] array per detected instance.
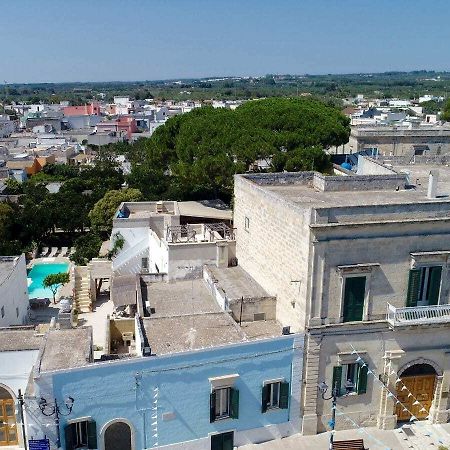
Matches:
[[28, 262, 70, 299]]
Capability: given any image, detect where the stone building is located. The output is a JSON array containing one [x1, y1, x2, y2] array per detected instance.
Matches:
[[348, 123, 450, 156], [234, 164, 450, 435]]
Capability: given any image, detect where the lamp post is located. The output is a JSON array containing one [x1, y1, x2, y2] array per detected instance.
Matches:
[[318, 381, 338, 450], [38, 397, 74, 449]]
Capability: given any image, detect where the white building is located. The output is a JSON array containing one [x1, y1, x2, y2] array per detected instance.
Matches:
[[111, 201, 235, 280], [0, 327, 43, 448], [0, 255, 29, 327]]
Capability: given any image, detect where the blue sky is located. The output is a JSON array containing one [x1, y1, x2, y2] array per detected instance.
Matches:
[[2, 0, 450, 83]]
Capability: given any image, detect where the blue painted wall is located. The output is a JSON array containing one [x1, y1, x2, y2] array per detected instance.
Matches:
[[50, 336, 298, 449]]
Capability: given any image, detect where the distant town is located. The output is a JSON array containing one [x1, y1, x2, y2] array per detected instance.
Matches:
[[2, 71, 450, 450]]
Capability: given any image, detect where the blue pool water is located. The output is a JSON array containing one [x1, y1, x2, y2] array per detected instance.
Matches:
[[28, 262, 70, 299]]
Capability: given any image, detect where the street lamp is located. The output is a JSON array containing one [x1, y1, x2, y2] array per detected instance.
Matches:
[[38, 397, 74, 449], [318, 381, 339, 450]]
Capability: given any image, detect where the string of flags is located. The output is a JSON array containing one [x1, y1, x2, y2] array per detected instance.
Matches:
[[349, 344, 448, 447], [349, 344, 428, 421], [334, 406, 392, 450]]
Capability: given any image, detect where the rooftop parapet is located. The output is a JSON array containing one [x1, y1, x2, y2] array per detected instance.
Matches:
[[241, 171, 408, 193]]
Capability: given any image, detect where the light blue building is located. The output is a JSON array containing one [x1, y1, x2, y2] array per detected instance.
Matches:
[[28, 277, 304, 450], [30, 326, 303, 450]]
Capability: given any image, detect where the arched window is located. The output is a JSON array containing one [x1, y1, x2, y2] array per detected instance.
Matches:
[[103, 421, 132, 450]]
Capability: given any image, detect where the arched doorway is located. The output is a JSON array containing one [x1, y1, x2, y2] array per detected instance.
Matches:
[[396, 363, 437, 422], [0, 386, 18, 446], [103, 420, 132, 450]]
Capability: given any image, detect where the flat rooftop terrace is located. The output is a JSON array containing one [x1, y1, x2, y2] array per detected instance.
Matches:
[[142, 278, 283, 355], [239, 167, 450, 211], [0, 256, 22, 285], [0, 327, 43, 352], [206, 266, 272, 301], [145, 279, 222, 317], [37, 327, 92, 372]]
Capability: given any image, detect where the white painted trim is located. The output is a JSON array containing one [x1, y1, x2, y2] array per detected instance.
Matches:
[[209, 373, 239, 389], [66, 416, 92, 425], [0, 382, 17, 401], [100, 418, 135, 450], [263, 378, 284, 386]]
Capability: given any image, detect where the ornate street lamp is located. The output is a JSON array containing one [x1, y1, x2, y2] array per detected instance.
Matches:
[[38, 397, 74, 449]]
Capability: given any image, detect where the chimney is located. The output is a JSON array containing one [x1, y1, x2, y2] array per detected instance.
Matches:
[[427, 170, 439, 199]]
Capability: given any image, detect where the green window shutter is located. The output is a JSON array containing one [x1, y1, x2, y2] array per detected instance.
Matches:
[[210, 391, 216, 423], [222, 431, 234, 450], [428, 266, 442, 305], [356, 365, 368, 395], [343, 276, 366, 322], [64, 424, 74, 450], [279, 382, 290, 409], [332, 366, 343, 397], [87, 420, 97, 449], [211, 434, 221, 450], [261, 384, 270, 413], [230, 388, 239, 419], [406, 269, 421, 307]]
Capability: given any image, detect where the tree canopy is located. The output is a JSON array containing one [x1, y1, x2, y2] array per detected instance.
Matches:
[[441, 99, 450, 122], [89, 188, 143, 231], [124, 97, 350, 201], [43, 272, 70, 303]]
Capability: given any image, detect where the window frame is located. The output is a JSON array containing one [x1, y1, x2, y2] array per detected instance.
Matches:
[[332, 362, 368, 397], [214, 387, 231, 420], [416, 264, 443, 306], [264, 381, 281, 410], [339, 273, 370, 323]]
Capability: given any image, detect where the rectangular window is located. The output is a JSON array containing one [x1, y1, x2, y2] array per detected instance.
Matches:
[[16, 307, 19, 318], [342, 276, 366, 322], [332, 363, 368, 397], [211, 431, 234, 450], [64, 420, 97, 450], [74, 421, 88, 448], [262, 381, 290, 413], [215, 388, 230, 419], [1, 306, 4, 318], [210, 387, 239, 422], [407, 266, 442, 307], [244, 216, 250, 232], [267, 382, 280, 409]]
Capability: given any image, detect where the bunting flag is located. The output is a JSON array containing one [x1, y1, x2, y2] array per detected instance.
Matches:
[[348, 344, 447, 447]]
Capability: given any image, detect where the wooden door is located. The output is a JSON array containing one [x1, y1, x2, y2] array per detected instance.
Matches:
[[396, 375, 436, 421], [0, 399, 18, 446]]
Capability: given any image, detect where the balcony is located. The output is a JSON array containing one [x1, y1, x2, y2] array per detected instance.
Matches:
[[387, 303, 450, 327]]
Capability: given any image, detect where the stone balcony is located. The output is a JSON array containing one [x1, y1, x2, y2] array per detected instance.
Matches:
[[387, 303, 450, 327]]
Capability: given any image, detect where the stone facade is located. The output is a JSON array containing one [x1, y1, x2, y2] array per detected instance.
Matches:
[[349, 125, 450, 156], [234, 170, 450, 435]]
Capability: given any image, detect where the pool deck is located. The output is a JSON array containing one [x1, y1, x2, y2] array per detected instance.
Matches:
[[28, 256, 72, 269]]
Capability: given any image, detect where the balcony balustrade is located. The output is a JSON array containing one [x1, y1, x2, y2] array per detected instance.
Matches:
[[387, 303, 450, 327]]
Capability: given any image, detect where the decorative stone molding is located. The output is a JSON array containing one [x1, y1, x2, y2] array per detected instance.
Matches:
[[397, 358, 443, 376]]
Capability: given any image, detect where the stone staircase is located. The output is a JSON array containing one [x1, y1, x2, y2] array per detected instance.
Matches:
[[74, 266, 91, 313]]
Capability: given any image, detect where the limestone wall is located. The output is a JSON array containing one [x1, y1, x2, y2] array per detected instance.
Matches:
[[234, 175, 312, 331]]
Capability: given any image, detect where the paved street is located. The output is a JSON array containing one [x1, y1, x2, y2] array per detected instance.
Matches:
[[240, 422, 450, 450]]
